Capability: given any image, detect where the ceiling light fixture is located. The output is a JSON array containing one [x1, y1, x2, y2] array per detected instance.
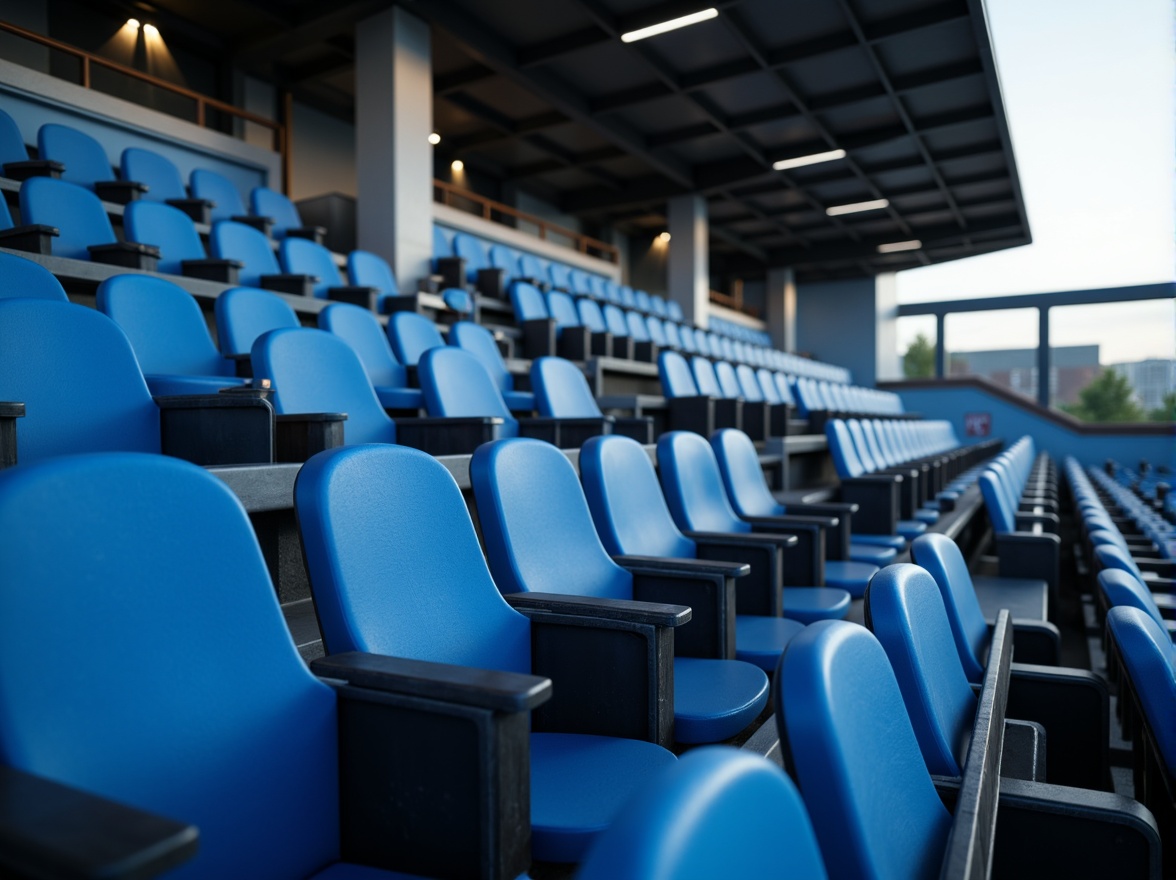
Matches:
[[877, 239, 922, 253], [143, 23, 160, 37], [428, 132, 441, 145], [451, 159, 464, 172], [825, 198, 889, 216], [772, 148, 846, 171], [126, 18, 140, 28], [621, 8, 718, 42], [657, 231, 671, 243]]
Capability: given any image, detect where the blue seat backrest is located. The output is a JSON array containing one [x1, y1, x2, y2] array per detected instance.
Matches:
[[678, 326, 697, 353], [645, 315, 668, 347], [20, 176, 116, 260], [1098, 569, 1168, 632], [449, 321, 514, 393], [317, 301, 406, 389], [580, 434, 697, 559], [511, 281, 549, 322], [432, 225, 451, 261], [519, 252, 544, 280], [0, 191, 11, 230], [603, 304, 629, 337], [577, 747, 828, 880], [846, 420, 878, 472], [776, 620, 952, 880], [569, 270, 592, 296], [190, 168, 247, 221], [418, 346, 515, 431], [1094, 542, 1146, 583], [978, 470, 1015, 534], [649, 295, 668, 318], [657, 431, 750, 535], [603, 282, 622, 304], [0, 252, 68, 301], [0, 452, 339, 878], [736, 364, 764, 401], [634, 289, 652, 312], [453, 233, 488, 281], [346, 249, 399, 299], [663, 321, 683, 349], [909, 534, 990, 683], [711, 429, 783, 519], [619, 286, 636, 308], [280, 237, 342, 298], [714, 361, 742, 398], [531, 356, 602, 418], [658, 350, 699, 397], [210, 220, 281, 287], [587, 275, 607, 299], [0, 300, 160, 461], [865, 565, 978, 777], [666, 300, 685, 322], [442, 287, 473, 315], [98, 274, 232, 378], [37, 123, 113, 188], [252, 327, 396, 444], [295, 444, 533, 673], [120, 147, 186, 201], [0, 107, 29, 165], [577, 298, 608, 333], [626, 310, 651, 341], [1106, 606, 1176, 773], [691, 357, 723, 397], [549, 262, 572, 290], [547, 290, 581, 329], [755, 368, 782, 404], [471, 437, 634, 600], [386, 311, 446, 366], [214, 286, 299, 357], [825, 419, 865, 479], [488, 244, 517, 283], [124, 200, 205, 274], [250, 186, 301, 236]]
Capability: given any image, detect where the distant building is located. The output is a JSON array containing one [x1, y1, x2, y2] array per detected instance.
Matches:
[[948, 345, 1101, 405], [1109, 359, 1176, 411]]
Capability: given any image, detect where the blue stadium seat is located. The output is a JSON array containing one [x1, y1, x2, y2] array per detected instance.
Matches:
[[656, 431, 852, 622], [0, 107, 60, 179], [431, 225, 450, 269], [449, 320, 535, 412], [548, 262, 572, 291], [96, 274, 246, 397], [1098, 568, 1176, 638], [282, 238, 382, 310], [211, 220, 311, 292], [579, 434, 804, 670], [250, 185, 324, 242], [826, 418, 926, 540], [20, 176, 156, 268], [418, 346, 519, 438], [488, 243, 518, 285], [190, 168, 267, 231], [0, 252, 67, 301], [576, 747, 827, 880], [317, 302, 423, 411], [294, 443, 677, 863], [347, 249, 400, 305], [452, 231, 490, 283], [37, 122, 145, 202], [214, 285, 299, 358], [385, 310, 445, 367], [471, 437, 771, 743], [531, 356, 651, 444], [120, 147, 211, 222], [123, 200, 237, 280], [519, 252, 545, 283]]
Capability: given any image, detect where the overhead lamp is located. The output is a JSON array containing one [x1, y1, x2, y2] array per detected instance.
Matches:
[[772, 148, 846, 171], [428, 132, 441, 145], [657, 231, 671, 243], [877, 239, 922, 253], [143, 23, 159, 38], [621, 8, 718, 42], [451, 159, 464, 172], [825, 198, 889, 216], [126, 18, 140, 28]]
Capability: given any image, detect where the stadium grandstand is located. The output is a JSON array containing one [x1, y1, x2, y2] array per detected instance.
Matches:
[[0, 0, 1172, 877]]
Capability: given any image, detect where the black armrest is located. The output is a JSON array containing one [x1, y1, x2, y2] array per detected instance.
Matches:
[[164, 197, 213, 224], [0, 764, 197, 880], [783, 502, 856, 558], [667, 395, 717, 436], [687, 531, 797, 617], [1015, 510, 1060, 532], [260, 273, 316, 297], [520, 318, 556, 358], [995, 530, 1060, 599], [1134, 557, 1176, 574], [274, 411, 346, 463], [327, 285, 381, 310], [745, 515, 828, 586], [283, 226, 327, 245], [311, 651, 551, 713], [180, 257, 240, 284], [1000, 619, 1060, 666], [226, 351, 253, 378], [88, 241, 159, 271], [394, 416, 506, 457], [154, 394, 274, 465], [838, 474, 901, 535], [0, 401, 24, 469], [504, 591, 690, 628], [2, 158, 63, 180], [0, 223, 58, 255], [94, 179, 148, 204], [231, 214, 273, 235]]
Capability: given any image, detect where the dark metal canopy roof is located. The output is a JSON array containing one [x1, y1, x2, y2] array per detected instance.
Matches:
[[140, 0, 1032, 280]]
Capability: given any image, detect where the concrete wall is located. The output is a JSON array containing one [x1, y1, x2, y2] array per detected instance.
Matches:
[[796, 274, 899, 386], [289, 102, 356, 200]]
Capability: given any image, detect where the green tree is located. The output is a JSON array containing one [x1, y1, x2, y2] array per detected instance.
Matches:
[[1062, 369, 1146, 422], [1148, 391, 1176, 422], [903, 333, 936, 378]]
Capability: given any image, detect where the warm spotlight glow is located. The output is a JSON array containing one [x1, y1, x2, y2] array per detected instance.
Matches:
[[143, 23, 159, 38], [621, 8, 718, 42], [126, 18, 140, 28], [657, 232, 671, 243], [825, 198, 889, 216], [428, 132, 441, 145], [773, 148, 846, 171], [451, 159, 464, 172], [877, 239, 922, 253]]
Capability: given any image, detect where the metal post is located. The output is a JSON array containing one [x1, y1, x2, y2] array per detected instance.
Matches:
[[1037, 306, 1050, 408], [935, 312, 946, 378]]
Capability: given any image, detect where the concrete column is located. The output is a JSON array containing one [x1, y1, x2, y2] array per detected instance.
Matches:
[[1037, 306, 1051, 408], [667, 194, 709, 328], [795, 273, 901, 386], [355, 7, 432, 288], [765, 267, 796, 352]]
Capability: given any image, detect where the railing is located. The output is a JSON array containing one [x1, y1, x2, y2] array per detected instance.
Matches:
[[433, 178, 619, 264], [0, 20, 288, 190], [709, 280, 761, 318]]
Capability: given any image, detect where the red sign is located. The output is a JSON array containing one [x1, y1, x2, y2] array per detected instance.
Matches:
[[964, 412, 991, 437]]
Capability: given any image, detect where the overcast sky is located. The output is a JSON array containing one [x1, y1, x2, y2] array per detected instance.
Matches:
[[895, 0, 1175, 364]]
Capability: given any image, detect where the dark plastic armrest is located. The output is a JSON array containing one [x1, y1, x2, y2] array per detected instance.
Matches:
[[0, 764, 197, 880], [2, 158, 63, 180], [260, 273, 316, 296], [746, 513, 838, 530], [504, 591, 690, 627], [1004, 619, 1061, 666], [846, 473, 903, 485], [274, 411, 346, 463], [1135, 557, 1175, 574], [88, 241, 160, 271], [94, 179, 148, 204], [284, 226, 327, 244], [686, 530, 799, 549], [0, 223, 57, 255], [613, 555, 750, 579], [180, 258, 240, 284], [312, 651, 551, 713], [327, 285, 380, 309], [154, 394, 275, 465], [232, 214, 273, 234], [784, 500, 859, 517], [164, 198, 212, 224]]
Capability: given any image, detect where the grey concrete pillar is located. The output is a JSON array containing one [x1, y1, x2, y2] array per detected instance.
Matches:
[[355, 7, 432, 288], [1038, 306, 1051, 408], [765, 267, 796, 352], [667, 194, 709, 328], [795, 273, 901, 386]]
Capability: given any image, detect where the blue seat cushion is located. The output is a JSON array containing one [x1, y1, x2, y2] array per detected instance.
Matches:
[[734, 615, 806, 671], [897, 519, 928, 540], [781, 587, 851, 624], [503, 389, 536, 412], [672, 657, 769, 744], [375, 386, 424, 410], [914, 509, 940, 524], [853, 533, 907, 551], [824, 560, 880, 598], [144, 374, 247, 397], [849, 542, 898, 566], [530, 732, 677, 862]]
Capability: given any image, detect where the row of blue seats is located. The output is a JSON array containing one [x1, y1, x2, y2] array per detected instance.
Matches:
[[1089, 465, 1176, 564]]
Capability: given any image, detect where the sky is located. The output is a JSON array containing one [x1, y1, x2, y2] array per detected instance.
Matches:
[[894, 0, 1175, 365]]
